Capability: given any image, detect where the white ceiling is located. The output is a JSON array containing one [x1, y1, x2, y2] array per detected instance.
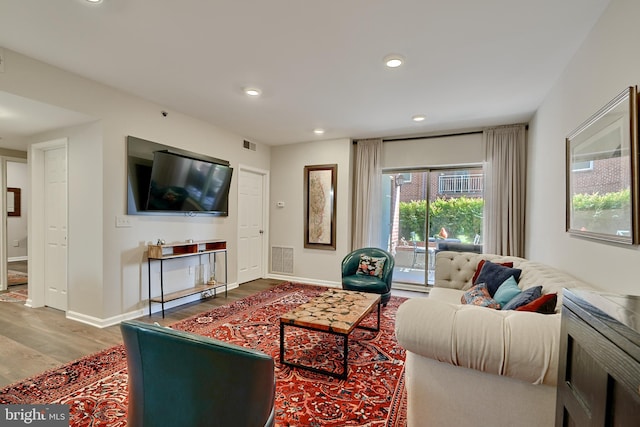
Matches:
[[0, 0, 611, 148]]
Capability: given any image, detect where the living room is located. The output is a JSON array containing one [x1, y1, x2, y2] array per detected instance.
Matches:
[[0, 0, 636, 326], [0, 0, 639, 425]]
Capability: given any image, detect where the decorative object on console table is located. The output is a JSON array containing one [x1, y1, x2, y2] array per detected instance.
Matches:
[[303, 164, 337, 250], [147, 239, 228, 317], [556, 288, 640, 426]]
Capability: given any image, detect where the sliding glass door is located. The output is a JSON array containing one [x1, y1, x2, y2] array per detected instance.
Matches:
[[381, 167, 484, 287]]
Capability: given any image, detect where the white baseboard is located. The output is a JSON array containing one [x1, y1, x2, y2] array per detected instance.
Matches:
[[66, 282, 240, 328], [8, 256, 28, 262], [66, 309, 146, 328]]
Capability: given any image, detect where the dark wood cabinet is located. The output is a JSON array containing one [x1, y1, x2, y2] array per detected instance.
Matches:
[[556, 289, 640, 426]]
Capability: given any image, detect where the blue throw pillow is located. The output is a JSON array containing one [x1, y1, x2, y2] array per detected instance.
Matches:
[[502, 285, 543, 310], [475, 260, 522, 296], [493, 276, 522, 306]]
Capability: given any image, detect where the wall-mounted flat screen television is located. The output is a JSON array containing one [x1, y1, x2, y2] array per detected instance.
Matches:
[[127, 136, 233, 216]]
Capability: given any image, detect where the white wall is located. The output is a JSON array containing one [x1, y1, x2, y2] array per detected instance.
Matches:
[[268, 133, 483, 285], [270, 138, 351, 285], [1, 49, 272, 322], [383, 132, 483, 169], [528, 0, 640, 295], [7, 160, 28, 259]]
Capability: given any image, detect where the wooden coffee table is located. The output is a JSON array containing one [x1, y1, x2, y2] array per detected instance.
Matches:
[[279, 288, 381, 379]]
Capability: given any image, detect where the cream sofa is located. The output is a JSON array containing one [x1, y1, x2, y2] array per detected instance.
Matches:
[[395, 251, 592, 427]]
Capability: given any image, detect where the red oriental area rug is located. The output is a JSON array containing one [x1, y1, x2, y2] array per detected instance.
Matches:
[[0, 282, 407, 426]]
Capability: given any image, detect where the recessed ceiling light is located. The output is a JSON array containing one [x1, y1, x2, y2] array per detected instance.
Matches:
[[383, 54, 404, 68], [313, 128, 325, 135], [412, 115, 426, 122], [244, 87, 262, 97], [86, 0, 103, 3]]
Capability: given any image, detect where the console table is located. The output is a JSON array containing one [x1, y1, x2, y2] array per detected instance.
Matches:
[[147, 240, 227, 317], [556, 288, 640, 426]]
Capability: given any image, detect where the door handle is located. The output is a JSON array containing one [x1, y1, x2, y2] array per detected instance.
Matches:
[[259, 230, 264, 234]]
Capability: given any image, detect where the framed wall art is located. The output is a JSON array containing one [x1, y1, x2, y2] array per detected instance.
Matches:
[[304, 164, 337, 250], [566, 86, 639, 244]]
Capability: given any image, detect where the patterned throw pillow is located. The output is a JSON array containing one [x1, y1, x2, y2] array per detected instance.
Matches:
[[355, 254, 386, 278], [461, 283, 501, 309]]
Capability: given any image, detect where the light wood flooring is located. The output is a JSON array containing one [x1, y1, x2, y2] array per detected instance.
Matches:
[[0, 276, 422, 388]]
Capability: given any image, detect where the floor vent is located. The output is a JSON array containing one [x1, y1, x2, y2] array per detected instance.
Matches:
[[271, 246, 294, 274], [243, 140, 257, 151]]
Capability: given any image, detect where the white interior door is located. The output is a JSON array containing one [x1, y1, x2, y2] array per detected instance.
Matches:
[[44, 147, 68, 311], [238, 168, 266, 284]]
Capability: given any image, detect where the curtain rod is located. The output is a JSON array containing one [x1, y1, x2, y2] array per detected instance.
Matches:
[[354, 124, 528, 144], [382, 130, 482, 142]]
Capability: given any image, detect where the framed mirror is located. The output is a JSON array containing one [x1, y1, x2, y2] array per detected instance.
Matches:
[[566, 86, 639, 244], [7, 187, 21, 217]]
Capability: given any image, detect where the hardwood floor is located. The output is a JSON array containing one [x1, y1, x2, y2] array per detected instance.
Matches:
[[0, 278, 283, 388], [7, 260, 28, 274], [0, 277, 422, 388]]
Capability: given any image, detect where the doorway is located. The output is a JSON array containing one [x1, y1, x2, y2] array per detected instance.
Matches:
[[381, 166, 484, 288], [29, 138, 68, 311], [237, 165, 269, 284], [5, 159, 28, 293]]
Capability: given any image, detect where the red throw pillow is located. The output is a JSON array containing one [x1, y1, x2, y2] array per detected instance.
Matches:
[[472, 260, 514, 284], [516, 293, 557, 314]]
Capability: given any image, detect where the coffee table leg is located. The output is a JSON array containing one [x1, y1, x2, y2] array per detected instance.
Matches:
[[280, 321, 285, 364], [342, 334, 348, 380]]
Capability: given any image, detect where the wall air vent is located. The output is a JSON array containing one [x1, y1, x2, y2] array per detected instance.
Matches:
[[243, 140, 257, 151], [271, 246, 294, 274]]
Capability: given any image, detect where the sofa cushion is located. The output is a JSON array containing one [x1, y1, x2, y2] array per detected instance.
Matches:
[[461, 283, 501, 309], [502, 286, 542, 310], [395, 298, 561, 386], [355, 254, 385, 278], [493, 276, 522, 306], [475, 261, 522, 296], [342, 274, 388, 294], [472, 260, 514, 284], [516, 293, 557, 314]]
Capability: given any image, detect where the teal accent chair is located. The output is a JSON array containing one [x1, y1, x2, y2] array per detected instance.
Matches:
[[341, 247, 395, 305], [121, 320, 275, 427]]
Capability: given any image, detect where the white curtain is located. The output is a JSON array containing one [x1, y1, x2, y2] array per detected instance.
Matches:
[[482, 124, 527, 256], [352, 138, 383, 249]]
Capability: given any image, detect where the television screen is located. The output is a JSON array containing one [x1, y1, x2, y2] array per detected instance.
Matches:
[[146, 151, 233, 214]]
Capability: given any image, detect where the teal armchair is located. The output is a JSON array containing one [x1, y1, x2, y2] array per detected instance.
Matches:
[[120, 320, 275, 427], [341, 247, 395, 305]]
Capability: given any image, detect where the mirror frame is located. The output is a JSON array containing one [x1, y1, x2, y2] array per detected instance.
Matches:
[[566, 86, 639, 244], [7, 187, 21, 217]]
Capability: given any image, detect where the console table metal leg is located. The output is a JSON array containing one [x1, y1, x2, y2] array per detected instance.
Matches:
[[159, 259, 165, 318], [148, 259, 152, 316]]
